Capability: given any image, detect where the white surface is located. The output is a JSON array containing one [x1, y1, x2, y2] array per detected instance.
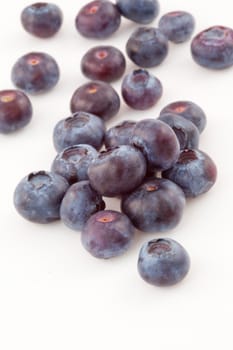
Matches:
[[0, 1, 231, 349]]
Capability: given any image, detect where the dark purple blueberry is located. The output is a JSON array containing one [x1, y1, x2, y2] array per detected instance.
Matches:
[[51, 144, 98, 184], [121, 178, 185, 233], [116, 0, 159, 24], [53, 112, 105, 152], [11, 52, 60, 94], [131, 119, 180, 171], [158, 11, 195, 43], [88, 145, 147, 197], [0, 90, 32, 133], [159, 100, 207, 133], [163, 149, 217, 198], [126, 27, 168, 68], [121, 69, 162, 110], [191, 25, 233, 69], [75, 0, 121, 39], [81, 210, 135, 259], [138, 238, 190, 286], [60, 181, 105, 231], [70, 81, 120, 122], [13, 171, 69, 224], [21, 2, 63, 38], [81, 46, 126, 83], [104, 120, 136, 149], [158, 113, 199, 150]]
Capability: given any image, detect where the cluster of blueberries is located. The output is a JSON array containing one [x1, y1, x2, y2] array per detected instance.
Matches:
[[0, 1, 226, 287]]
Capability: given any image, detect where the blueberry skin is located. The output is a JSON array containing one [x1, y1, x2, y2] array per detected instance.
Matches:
[[116, 0, 159, 24], [81, 46, 126, 83], [88, 145, 147, 197], [131, 119, 180, 171], [159, 100, 207, 133], [158, 113, 199, 150], [126, 27, 168, 68], [21, 2, 63, 38], [191, 26, 233, 69], [121, 69, 163, 110], [11, 52, 59, 94], [163, 149, 217, 198], [70, 81, 120, 122], [60, 181, 105, 231], [81, 210, 135, 259], [121, 178, 186, 233], [13, 171, 69, 224], [0, 90, 32, 134], [138, 238, 190, 286], [104, 120, 136, 149], [158, 11, 195, 44], [75, 0, 121, 39], [53, 112, 105, 152], [51, 144, 98, 184]]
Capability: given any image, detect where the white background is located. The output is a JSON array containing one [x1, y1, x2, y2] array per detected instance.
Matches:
[[0, 1, 231, 349]]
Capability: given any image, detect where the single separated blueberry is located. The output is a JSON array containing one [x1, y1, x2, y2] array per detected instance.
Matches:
[[11, 52, 60, 94], [158, 11, 195, 43], [81, 210, 135, 259], [60, 181, 105, 231], [138, 238, 190, 286], [163, 149, 217, 197], [21, 2, 63, 38], [0, 89, 32, 134], [75, 0, 121, 39], [14, 171, 69, 223], [116, 0, 160, 24], [121, 69, 163, 110], [121, 178, 186, 233], [126, 27, 169, 68], [191, 25, 233, 69]]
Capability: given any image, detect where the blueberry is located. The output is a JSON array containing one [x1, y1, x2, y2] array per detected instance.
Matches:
[[126, 27, 168, 68], [51, 144, 98, 184], [121, 69, 162, 110], [121, 178, 185, 233], [81, 46, 126, 83], [13, 171, 69, 224], [116, 0, 159, 24], [60, 181, 105, 231], [75, 0, 121, 39], [81, 210, 135, 259], [191, 25, 233, 69], [158, 11, 195, 43], [131, 119, 180, 171], [138, 238, 190, 286], [11, 52, 60, 94], [21, 2, 63, 38], [88, 145, 147, 197], [0, 89, 32, 134], [104, 120, 136, 149], [70, 81, 120, 122], [163, 149, 217, 198], [53, 111, 105, 152], [159, 100, 207, 133], [158, 113, 199, 150]]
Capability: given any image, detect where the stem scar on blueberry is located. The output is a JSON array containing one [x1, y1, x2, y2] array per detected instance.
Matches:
[[0, 93, 15, 103], [86, 5, 99, 15], [148, 239, 172, 254]]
